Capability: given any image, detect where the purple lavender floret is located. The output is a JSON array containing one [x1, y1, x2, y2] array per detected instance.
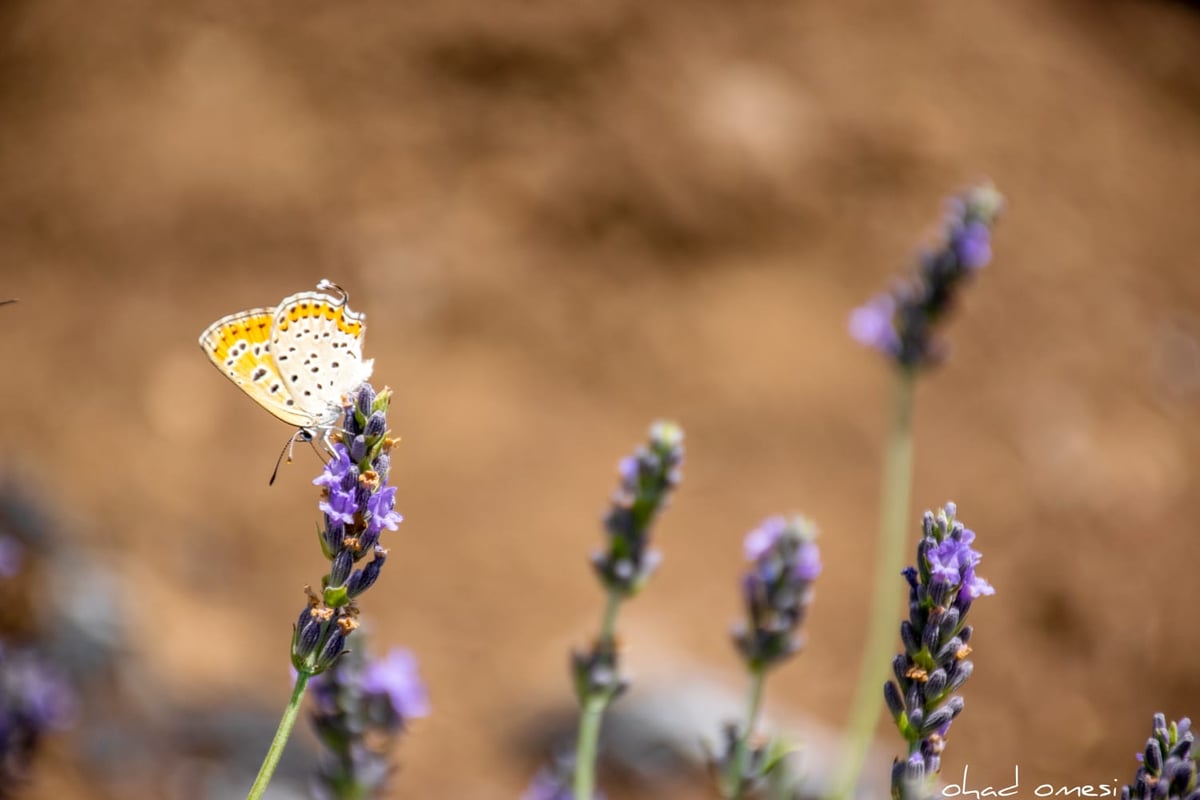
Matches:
[[733, 515, 822, 671], [309, 643, 429, 800], [888, 503, 993, 800], [849, 294, 901, 360], [293, 383, 401, 676], [360, 648, 430, 722], [1121, 714, 1199, 800], [849, 183, 1003, 370]]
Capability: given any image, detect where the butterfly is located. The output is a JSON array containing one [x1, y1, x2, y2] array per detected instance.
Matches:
[[198, 279, 374, 446]]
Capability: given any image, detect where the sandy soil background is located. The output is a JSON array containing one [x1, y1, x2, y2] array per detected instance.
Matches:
[[1, 0, 1199, 798]]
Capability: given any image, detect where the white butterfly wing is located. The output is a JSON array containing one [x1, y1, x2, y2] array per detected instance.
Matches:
[[270, 289, 373, 427]]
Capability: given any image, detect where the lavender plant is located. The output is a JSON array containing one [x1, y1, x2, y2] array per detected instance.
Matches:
[[885, 503, 992, 800], [0, 533, 75, 796], [309, 642, 429, 799], [1122, 715, 1199, 800], [247, 383, 403, 800], [0, 643, 75, 795], [713, 516, 821, 799], [834, 184, 1002, 799], [569, 421, 684, 799]]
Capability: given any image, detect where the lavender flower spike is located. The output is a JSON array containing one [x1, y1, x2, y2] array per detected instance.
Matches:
[[849, 183, 1003, 370], [292, 383, 402, 676], [734, 515, 822, 671], [309, 642, 429, 800], [887, 503, 993, 800], [591, 421, 685, 597], [1121, 714, 1199, 800]]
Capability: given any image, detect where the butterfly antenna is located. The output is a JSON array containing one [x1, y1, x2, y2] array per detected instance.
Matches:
[[316, 279, 347, 303], [268, 429, 314, 485], [0, 299, 17, 307]]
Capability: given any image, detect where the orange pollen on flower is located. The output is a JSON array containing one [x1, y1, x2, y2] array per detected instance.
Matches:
[[928, 733, 946, 754], [305, 586, 321, 607], [343, 535, 361, 552], [337, 616, 359, 634], [956, 644, 972, 660], [905, 666, 929, 682], [312, 606, 335, 623], [383, 436, 400, 452], [360, 470, 380, 491]]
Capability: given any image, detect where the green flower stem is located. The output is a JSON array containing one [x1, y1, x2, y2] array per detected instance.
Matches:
[[723, 664, 768, 799], [573, 589, 623, 799], [246, 669, 312, 800], [831, 368, 916, 800]]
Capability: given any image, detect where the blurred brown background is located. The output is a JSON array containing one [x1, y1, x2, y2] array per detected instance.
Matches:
[[1, 0, 1199, 797]]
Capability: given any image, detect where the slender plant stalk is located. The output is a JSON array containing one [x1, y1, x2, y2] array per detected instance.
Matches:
[[830, 368, 916, 800], [723, 664, 768, 799], [247, 669, 312, 800], [573, 589, 623, 799]]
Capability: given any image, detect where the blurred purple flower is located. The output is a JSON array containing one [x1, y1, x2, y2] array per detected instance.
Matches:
[[848, 294, 900, 357], [0, 537, 21, 579], [361, 648, 429, 721], [733, 515, 821, 671], [0, 644, 75, 791], [310, 641, 427, 799], [850, 183, 1003, 370]]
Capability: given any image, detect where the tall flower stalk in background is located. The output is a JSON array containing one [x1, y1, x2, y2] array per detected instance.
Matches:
[[885, 504, 992, 800], [713, 516, 821, 800], [833, 184, 1002, 799], [570, 421, 684, 799], [247, 384, 403, 800]]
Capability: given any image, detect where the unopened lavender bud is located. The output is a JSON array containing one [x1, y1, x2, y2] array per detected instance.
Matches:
[[365, 411, 387, 440], [351, 434, 368, 463], [347, 552, 387, 598], [921, 706, 955, 736], [322, 521, 346, 557], [900, 621, 920, 655], [925, 669, 947, 698], [947, 661, 973, 692], [935, 637, 963, 663], [316, 630, 347, 672], [1145, 741, 1164, 773], [893, 655, 908, 685], [356, 384, 376, 418], [884, 682, 905, 720], [1171, 737, 1193, 760], [938, 608, 961, 640], [331, 549, 354, 586], [296, 614, 323, 660], [358, 527, 381, 553], [921, 620, 940, 652]]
